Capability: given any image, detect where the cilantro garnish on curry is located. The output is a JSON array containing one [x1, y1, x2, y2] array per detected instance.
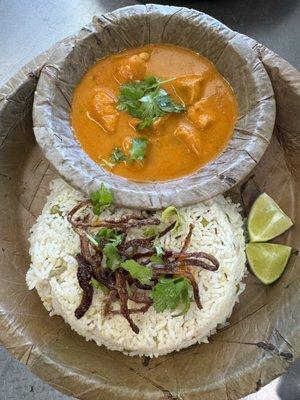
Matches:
[[71, 44, 237, 182], [117, 76, 185, 131]]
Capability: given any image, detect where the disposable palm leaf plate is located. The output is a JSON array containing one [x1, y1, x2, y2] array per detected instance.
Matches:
[[0, 4, 299, 400]]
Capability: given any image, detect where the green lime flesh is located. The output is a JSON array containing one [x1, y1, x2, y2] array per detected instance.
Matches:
[[248, 193, 293, 242], [246, 242, 292, 285]]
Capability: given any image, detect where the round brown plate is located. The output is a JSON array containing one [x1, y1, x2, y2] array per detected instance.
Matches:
[[0, 7, 299, 400]]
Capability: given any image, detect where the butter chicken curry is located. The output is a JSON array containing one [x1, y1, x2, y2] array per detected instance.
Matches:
[[71, 44, 237, 181]]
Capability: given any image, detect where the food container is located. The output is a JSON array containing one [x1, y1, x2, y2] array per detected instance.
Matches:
[[0, 5, 299, 400], [33, 5, 275, 208]]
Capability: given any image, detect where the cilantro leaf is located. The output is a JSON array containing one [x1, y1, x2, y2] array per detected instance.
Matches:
[[121, 260, 153, 285], [90, 183, 114, 215], [85, 233, 99, 247], [200, 217, 209, 227], [136, 117, 156, 131], [117, 76, 185, 131], [161, 206, 182, 232], [96, 228, 124, 246], [153, 239, 164, 257], [117, 76, 158, 115], [103, 243, 121, 271], [128, 138, 148, 163], [176, 281, 191, 316], [110, 140, 147, 166], [50, 204, 62, 216], [136, 88, 185, 131], [150, 254, 164, 265], [156, 89, 186, 113], [110, 147, 126, 164], [91, 278, 109, 294], [143, 226, 158, 238], [150, 277, 192, 314]]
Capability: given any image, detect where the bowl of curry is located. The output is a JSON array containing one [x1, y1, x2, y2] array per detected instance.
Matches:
[[71, 44, 237, 182], [33, 4, 275, 208]]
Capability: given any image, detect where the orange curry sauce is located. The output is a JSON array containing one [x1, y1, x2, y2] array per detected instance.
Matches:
[[71, 44, 237, 182]]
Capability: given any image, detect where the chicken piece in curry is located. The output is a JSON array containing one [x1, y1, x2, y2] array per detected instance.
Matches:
[[71, 44, 237, 182], [89, 90, 119, 133]]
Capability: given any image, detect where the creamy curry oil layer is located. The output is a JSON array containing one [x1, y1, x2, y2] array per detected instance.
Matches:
[[71, 44, 237, 182]]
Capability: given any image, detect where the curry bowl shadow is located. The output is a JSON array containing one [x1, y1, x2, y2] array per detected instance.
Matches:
[[33, 4, 275, 209]]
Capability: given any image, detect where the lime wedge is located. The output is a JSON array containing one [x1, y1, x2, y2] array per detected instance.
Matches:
[[248, 193, 293, 242], [246, 242, 292, 284]]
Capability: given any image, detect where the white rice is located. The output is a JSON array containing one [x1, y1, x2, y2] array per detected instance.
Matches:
[[26, 179, 246, 357]]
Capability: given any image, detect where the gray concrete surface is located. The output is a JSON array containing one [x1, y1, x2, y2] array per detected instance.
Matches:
[[0, 0, 299, 399], [0, 0, 299, 87]]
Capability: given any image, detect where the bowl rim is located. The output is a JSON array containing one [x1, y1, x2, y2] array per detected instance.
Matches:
[[33, 3, 275, 209]]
